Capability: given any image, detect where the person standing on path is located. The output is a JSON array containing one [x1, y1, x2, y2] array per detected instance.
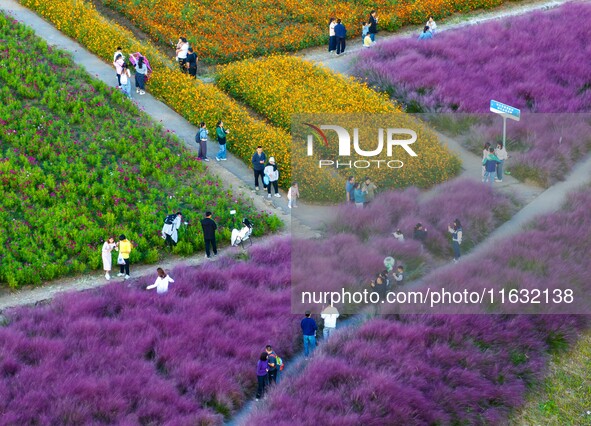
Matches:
[[334, 19, 347, 55], [215, 120, 229, 161], [321, 305, 339, 341], [251, 146, 267, 191], [113, 53, 124, 87], [328, 18, 337, 53], [287, 182, 299, 208], [255, 352, 269, 401], [117, 234, 133, 279], [368, 10, 378, 42], [101, 236, 117, 280], [495, 142, 508, 182], [146, 267, 174, 294], [200, 211, 218, 258], [264, 157, 280, 198], [134, 56, 148, 95], [120, 63, 132, 99], [448, 219, 463, 263], [265, 345, 278, 385], [113, 46, 125, 63], [186, 47, 198, 79], [353, 183, 366, 208], [175, 37, 189, 73], [482, 142, 491, 181], [362, 176, 377, 205], [197, 122, 209, 161], [482, 147, 500, 186], [345, 176, 355, 203], [301, 310, 318, 359]]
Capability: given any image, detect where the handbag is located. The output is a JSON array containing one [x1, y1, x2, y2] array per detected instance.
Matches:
[[263, 175, 270, 186], [117, 253, 125, 265]]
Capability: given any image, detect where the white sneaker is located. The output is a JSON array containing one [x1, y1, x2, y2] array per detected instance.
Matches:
[[139, 90, 145, 95], [215, 157, 220, 161], [288, 205, 292, 209], [204, 158, 210, 162], [136, 88, 140, 93], [267, 194, 272, 198], [117, 273, 124, 277], [124, 274, 130, 280], [255, 186, 260, 191], [274, 193, 281, 198], [220, 158, 227, 161], [105, 273, 110, 280]]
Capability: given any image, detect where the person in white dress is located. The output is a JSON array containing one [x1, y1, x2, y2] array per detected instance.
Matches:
[[427, 16, 437, 34], [102, 237, 118, 280], [147, 268, 175, 294]]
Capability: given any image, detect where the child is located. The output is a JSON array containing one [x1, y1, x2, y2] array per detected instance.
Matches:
[[361, 21, 370, 44], [363, 33, 373, 48], [146, 267, 174, 294], [393, 265, 404, 284], [287, 182, 299, 208]]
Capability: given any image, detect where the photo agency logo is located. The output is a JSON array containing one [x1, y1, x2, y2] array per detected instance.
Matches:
[[303, 123, 418, 169]]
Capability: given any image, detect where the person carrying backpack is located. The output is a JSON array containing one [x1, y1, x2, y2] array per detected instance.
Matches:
[[161, 212, 182, 248], [265, 345, 279, 385]]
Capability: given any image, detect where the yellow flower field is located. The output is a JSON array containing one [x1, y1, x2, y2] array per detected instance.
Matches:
[[96, 0, 514, 63]]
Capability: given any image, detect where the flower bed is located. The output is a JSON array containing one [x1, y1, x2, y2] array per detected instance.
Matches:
[[0, 14, 277, 287], [0, 239, 299, 424], [217, 56, 462, 192], [354, 3, 591, 114], [98, 0, 519, 63], [245, 189, 591, 424]]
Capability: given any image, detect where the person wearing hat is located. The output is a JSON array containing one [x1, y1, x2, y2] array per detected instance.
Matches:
[[264, 157, 280, 198], [116, 234, 133, 279], [301, 310, 318, 359]]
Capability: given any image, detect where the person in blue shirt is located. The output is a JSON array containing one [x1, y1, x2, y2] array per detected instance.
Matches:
[[418, 25, 433, 40], [301, 311, 318, 359], [353, 183, 366, 208], [334, 19, 347, 55], [482, 147, 500, 186], [345, 176, 355, 203], [251, 146, 267, 191]]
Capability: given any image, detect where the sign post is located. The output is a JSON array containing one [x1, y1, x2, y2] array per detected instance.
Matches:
[[490, 100, 521, 148]]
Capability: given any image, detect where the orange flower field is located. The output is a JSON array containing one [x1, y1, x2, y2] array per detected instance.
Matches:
[[98, 0, 515, 63]]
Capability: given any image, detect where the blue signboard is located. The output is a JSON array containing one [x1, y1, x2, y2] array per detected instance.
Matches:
[[490, 100, 521, 121]]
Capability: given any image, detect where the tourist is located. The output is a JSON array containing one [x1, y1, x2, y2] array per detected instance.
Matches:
[[265, 345, 278, 385], [215, 120, 229, 161], [392, 229, 404, 242], [255, 352, 269, 401], [251, 146, 267, 191], [113, 53, 124, 87], [120, 63, 132, 99], [448, 219, 463, 263], [264, 157, 280, 198], [175, 37, 189, 73], [161, 212, 182, 248], [363, 33, 374, 48], [368, 10, 378, 42], [362, 176, 377, 205], [427, 16, 437, 34], [146, 267, 174, 294], [328, 18, 337, 53], [482, 147, 500, 186], [200, 211, 218, 258], [197, 122, 209, 161], [117, 234, 133, 279], [495, 142, 508, 182], [370, 274, 388, 313], [320, 305, 339, 341], [361, 21, 370, 44], [353, 183, 366, 208], [113, 46, 125, 63], [186, 47, 198, 78], [345, 176, 355, 203], [418, 26, 433, 40], [101, 236, 117, 280], [134, 55, 148, 95], [393, 265, 404, 285], [287, 182, 299, 208], [413, 223, 427, 243], [482, 142, 491, 181], [301, 311, 318, 359], [334, 19, 347, 55]]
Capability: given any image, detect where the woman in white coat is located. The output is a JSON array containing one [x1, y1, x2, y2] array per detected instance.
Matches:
[[102, 237, 118, 280]]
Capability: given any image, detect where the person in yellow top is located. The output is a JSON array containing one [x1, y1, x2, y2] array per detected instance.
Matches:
[[116, 234, 133, 279]]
